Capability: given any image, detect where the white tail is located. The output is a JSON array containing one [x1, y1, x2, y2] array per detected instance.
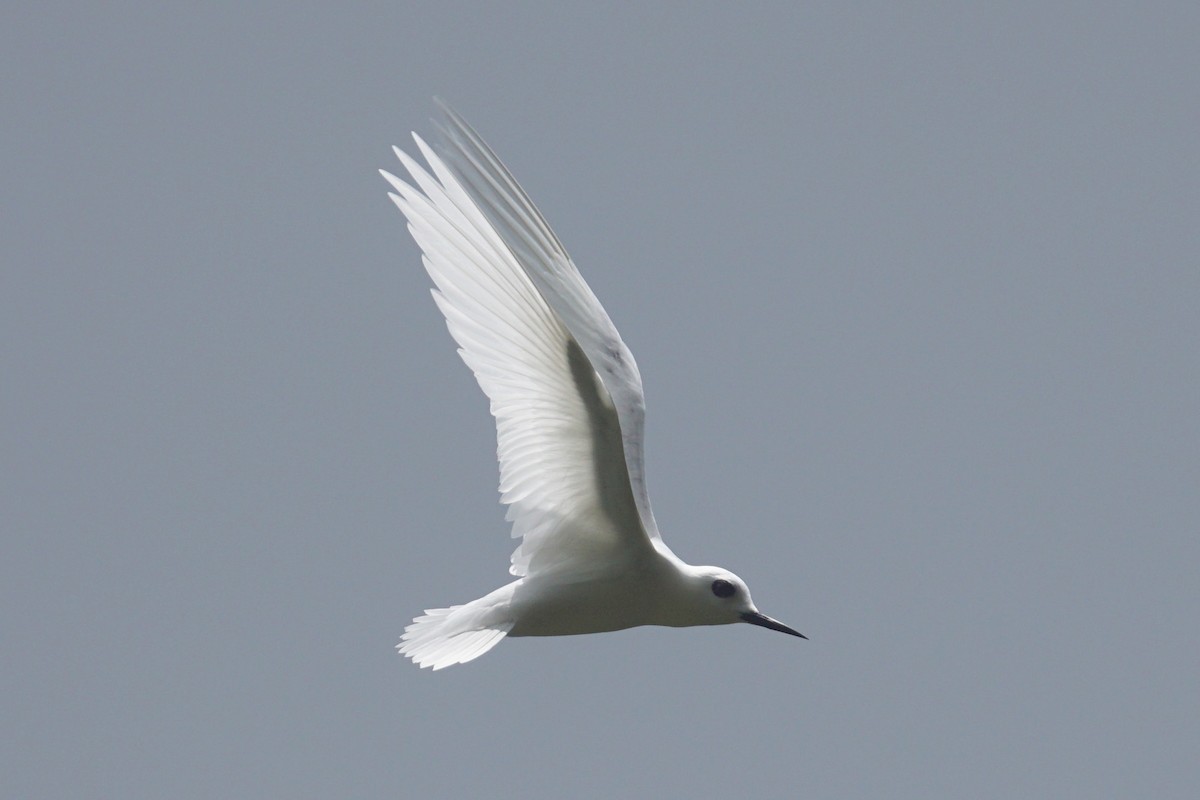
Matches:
[[398, 604, 514, 671]]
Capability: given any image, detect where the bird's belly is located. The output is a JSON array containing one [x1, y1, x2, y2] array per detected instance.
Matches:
[[507, 576, 654, 637]]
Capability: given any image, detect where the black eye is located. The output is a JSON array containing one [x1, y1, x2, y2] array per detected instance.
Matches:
[[711, 579, 736, 598]]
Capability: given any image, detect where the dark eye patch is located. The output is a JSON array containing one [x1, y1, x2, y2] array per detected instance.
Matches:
[[711, 579, 736, 598]]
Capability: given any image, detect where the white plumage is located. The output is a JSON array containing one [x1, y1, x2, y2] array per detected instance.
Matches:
[[382, 103, 804, 670]]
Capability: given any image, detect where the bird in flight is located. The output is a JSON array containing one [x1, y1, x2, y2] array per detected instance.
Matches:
[[381, 103, 805, 670]]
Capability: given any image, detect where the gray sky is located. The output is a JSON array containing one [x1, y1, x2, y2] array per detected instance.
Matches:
[[4, 3, 1198, 797]]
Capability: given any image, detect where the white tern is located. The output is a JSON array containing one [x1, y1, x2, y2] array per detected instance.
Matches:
[[381, 103, 805, 670]]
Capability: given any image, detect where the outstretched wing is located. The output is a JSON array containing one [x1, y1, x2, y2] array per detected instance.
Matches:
[[382, 109, 662, 577]]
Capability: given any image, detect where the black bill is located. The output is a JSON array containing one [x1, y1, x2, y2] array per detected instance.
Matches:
[[741, 611, 807, 639]]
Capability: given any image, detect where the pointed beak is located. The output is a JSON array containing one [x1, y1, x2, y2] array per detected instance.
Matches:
[[741, 611, 807, 639]]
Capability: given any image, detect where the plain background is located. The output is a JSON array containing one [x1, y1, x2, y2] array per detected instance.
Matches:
[[4, 3, 1198, 798]]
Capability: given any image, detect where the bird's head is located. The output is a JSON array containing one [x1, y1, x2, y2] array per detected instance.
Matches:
[[683, 566, 806, 639]]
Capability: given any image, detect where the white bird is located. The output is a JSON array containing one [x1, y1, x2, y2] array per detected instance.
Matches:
[[381, 103, 805, 670]]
